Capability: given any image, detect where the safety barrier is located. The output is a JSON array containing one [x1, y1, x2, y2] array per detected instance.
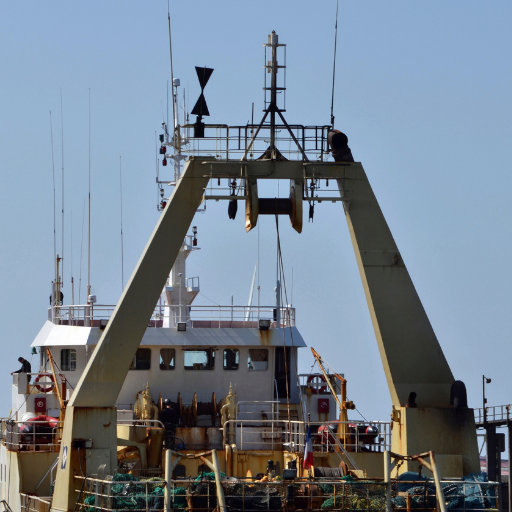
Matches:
[[20, 494, 51, 512], [2, 419, 63, 452], [49, 304, 295, 328], [73, 475, 500, 512], [222, 419, 391, 454], [74, 475, 166, 512], [180, 123, 332, 162], [474, 404, 511, 424]]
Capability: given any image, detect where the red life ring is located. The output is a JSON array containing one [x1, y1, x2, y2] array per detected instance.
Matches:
[[307, 374, 327, 393], [34, 373, 54, 393]]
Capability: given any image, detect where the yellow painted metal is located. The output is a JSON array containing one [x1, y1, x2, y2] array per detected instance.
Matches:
[[390, 406, 479, 477], [49, 156, 479, 508], [310, 347, 351, 447], [69, 159, 211, 407], [337, 165, 454, 408], [46, 347, 63, 409], [51, 406, 118, 512], [51, 159, 211, 512], [245, 178, 258, 232], [289, 178, 303, 233]]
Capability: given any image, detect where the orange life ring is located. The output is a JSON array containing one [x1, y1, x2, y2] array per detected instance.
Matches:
[[34, 373, 54, 393], [307, 374, 327, 394]]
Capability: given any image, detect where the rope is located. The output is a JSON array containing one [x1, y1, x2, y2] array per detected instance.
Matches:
[[274, 215, 291, 429]]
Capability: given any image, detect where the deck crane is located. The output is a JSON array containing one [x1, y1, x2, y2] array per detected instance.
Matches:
[[310, 347, 355, 446], [311, 347, 356, 444]]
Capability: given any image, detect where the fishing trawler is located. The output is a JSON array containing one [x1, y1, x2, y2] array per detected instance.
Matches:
[[0, 31, 503, 512]]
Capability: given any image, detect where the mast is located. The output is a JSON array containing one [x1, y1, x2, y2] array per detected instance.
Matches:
[[269, 31, 278, 152]]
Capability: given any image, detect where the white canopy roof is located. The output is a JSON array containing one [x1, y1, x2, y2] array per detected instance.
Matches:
[[31, 321, 307, 348]]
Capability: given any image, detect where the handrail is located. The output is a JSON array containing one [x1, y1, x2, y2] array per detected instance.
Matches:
[[3, 419, 64, 451], [474, 403, 511, 424], [71, 475, 500, 512], [320, 421, 360, 470], [221, 418, 391, 453], [50, 303, 296, 327], [117, 419, 165, 428], [236, 401, 280, 421]]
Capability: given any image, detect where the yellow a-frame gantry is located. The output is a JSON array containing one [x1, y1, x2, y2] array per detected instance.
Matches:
[[50, 156, 478, 512]]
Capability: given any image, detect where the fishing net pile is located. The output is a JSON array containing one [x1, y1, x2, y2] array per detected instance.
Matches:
[[319, 476, 386, 510], [391, 472, 496, 512], [79, 470, 496, 512], [169, 472, 283, 512], [82, 473, 165, 512]]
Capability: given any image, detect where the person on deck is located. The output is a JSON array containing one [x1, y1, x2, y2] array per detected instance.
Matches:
[[160, 398, 178, 448], [12, 357, 32, 382]]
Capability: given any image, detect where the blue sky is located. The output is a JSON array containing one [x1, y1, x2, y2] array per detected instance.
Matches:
[[1, 1, 511, 426]]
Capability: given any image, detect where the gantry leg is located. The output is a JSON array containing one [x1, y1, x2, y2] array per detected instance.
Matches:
[[338, 168, 453, 409], [51, 158, 210, 512]]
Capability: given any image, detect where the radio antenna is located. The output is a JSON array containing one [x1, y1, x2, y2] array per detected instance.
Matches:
[[60, 89, 65, 286], [79, 198, 85, 304], [71, 211, 74, 307], [330, 0, 339, 127], [87, 88, 91, 304], [119, 156, 125, 291], [50, 111, 57, 273], [167, 1, 176, 129]]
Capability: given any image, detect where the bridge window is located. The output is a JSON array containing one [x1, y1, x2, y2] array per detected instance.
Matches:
[[61, 349, 76, 371], [248, 349, 268, 371], [223, 349, 239, 370], [130, 348, 151, 370], [160, 349, 176, 370], [184, 349, 215, 370]]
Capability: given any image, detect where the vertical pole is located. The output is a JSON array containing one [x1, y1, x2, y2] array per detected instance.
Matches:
[[269, 32, 278, 152], [507, 420, 511, 512], [487, 426, 497, 481], [384, 450, 392, 512], [429, 452, 447, 512], [164, 449, 172, 512], [211, 449, 227, 512]]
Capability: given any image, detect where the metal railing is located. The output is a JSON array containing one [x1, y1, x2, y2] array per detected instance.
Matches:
[[3, 419, 63, 452], [20, 495, 51, 512], [117, 419, 165, 429], [474, 404, 511, 424], [73, 476, 499, 512], [49, 304, 295, 328], [179, 123, 332, 162], [298, 373, 340, 393], [74, 475, 166, 512], [222, 419, 391, 454], [236, 401, 281, 423]]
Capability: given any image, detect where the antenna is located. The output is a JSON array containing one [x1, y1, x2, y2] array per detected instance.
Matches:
[[330, 0, 339, 127], [71, 211, 74, 307], [243, 33, 307, 162], [191, 66, 213, 137], [79, 198, 85, 304], [60, 89, 65, 287], [119, 156, 124, 291], [87, 88, 91, 304], [168, 2, 176, 131], [50, 111, 57, 278]]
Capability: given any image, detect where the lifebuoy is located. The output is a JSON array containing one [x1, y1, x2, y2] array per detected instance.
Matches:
[[307, 374, 327, 393], [34, 373, 54, 393]]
